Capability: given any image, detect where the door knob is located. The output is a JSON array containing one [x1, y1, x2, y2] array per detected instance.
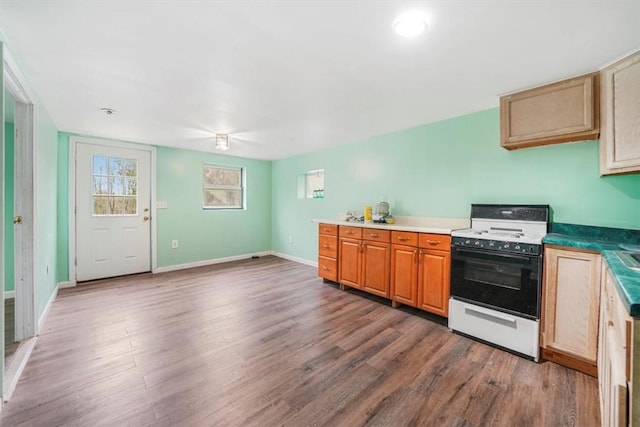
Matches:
[[143, 216, 150, 222], [13, 216, 23, 225]]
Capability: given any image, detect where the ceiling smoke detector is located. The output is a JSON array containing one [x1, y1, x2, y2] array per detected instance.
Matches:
[[393, 11, 428, 37], [101, 107, 116, 116]]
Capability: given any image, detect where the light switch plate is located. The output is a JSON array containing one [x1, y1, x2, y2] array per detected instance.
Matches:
[[156, 201, 168, 209]]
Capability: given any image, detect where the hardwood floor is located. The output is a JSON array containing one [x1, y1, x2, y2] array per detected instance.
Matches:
[[0, 256, 599, 426]]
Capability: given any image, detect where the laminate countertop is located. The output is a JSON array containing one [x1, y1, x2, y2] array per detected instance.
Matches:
[[542, 222, 640, 317], [312, 216, 470, 235]]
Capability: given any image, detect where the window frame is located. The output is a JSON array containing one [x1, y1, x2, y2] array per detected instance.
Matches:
[[202, 163, 246, 210]]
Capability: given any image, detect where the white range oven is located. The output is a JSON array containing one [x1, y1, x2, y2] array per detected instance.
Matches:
[[448, 204, 549, 361]]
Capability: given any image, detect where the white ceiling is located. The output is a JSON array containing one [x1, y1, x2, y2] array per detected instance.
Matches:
[[1, 1, 639, 160]]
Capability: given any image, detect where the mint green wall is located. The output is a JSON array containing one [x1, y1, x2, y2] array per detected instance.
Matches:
[[56, 132, 70, 282], [272, 108, 640, 262], [156, 146, 272, 267], [34, 97, 59, 317], [4, 122, 14, 292], [56, 135, 273, 280]]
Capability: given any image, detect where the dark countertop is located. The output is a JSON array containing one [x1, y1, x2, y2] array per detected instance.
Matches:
[[542, 223, 640, 317]]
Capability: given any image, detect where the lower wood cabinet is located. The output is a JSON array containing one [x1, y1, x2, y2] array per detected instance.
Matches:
[[390, 231, 419, 307], [338, 227, 390, 297], [318, 223, 338, 282], [541, 245, 602, 376], [599, 265, 631, 427], [390, 231, 451, 317], [418, 244, 451, 317]]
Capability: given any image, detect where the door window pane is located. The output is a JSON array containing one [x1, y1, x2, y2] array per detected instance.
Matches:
[[92, 155, 138, 215]]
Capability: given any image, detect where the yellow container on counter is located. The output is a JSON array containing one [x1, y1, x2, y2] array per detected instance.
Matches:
[[364, 205, 372, 223]]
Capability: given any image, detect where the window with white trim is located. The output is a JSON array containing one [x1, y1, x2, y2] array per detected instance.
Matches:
[[202, 164, 244, 209]]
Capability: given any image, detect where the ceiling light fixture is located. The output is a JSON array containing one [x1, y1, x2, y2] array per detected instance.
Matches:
[[393, 11, 428, 37], [101, 107, 116, 115], [215, 133, 230, 151]]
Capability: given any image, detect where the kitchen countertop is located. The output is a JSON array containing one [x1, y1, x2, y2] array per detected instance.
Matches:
[[312, 216, 470, 235], [542, 222, 640, 317]]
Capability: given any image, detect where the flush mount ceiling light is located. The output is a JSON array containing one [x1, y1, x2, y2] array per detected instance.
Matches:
[[393, 11, 428, 37], [100, 107, 116, 115], [215, 133, 230, 151]]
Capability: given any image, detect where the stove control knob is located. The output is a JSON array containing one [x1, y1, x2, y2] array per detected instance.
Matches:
[[465, 240, 471, 245], [489, 241, 495, 247], [515, 245, 521, 251], [474, 240, 480, 246], [504, 243, 510, 249]]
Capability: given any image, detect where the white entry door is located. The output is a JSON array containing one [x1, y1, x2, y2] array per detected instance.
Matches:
[[75, 142, 151, 282]]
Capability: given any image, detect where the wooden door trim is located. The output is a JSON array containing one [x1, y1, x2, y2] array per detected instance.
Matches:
[[69, 136, 157, 284]]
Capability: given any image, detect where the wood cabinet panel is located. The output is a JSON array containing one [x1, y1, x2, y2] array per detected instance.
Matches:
[[318, 256, 337, 282], [542, 246, 601, 375], [318, 223, 339, 282], [500, 73, 599, 149], [598, 267, 631, 427], [318, 235, 337, 258], [419, 233, 451, 249], [390, 244, 418, 307], [418, 250, 451, 317], [318, 223, 338, 236], [391, 231, 418, 246], [362, 242, 391, 298], [600, 49, 640, 175], [339, 226, 363, 239], [338, 238, 362, 289], [362, 229, 391, 243]]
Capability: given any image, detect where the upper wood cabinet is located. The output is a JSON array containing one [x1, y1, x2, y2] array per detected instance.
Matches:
[[500, 73, 599, 149], [600, 50, 640, 175]]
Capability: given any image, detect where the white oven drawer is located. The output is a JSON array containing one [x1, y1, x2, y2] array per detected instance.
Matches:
[[448, 299, 540, 361]]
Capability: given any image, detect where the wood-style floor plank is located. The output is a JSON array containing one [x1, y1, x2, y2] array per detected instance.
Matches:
[[0, 256, 600, 426]]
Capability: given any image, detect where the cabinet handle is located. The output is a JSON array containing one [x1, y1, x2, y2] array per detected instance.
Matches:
[[322, 244, 331, 249], [345, 230, 354, 235], [322, 266, 330, 271], [323, 228, 331, 232], [413, 250, 418, 263], [418, 250, 423, 263], [397, 237, 409, 242], [360, 243, 365, 253], [426, 240, 440, 245], [369, 233, 380, 238]]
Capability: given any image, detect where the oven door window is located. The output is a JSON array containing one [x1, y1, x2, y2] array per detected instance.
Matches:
[[464, 260, 522, 291], [450, 248, 541, 319]]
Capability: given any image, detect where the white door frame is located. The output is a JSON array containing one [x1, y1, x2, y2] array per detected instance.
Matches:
[[4, 49, 37, 341], [68, 136, 157, 284]]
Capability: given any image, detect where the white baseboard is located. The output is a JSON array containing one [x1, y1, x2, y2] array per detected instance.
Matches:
[[273, 252, 317, 268], [3, 337, 37, 402], [58, 281, 76, 289], [37, 283, 59, 334], [153, 251, 274, 274], [4, 291, 15, 300]]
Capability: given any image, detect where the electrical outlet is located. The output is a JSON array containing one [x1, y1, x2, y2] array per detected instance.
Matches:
[[171, 240, 179, 249], [288, 235, 293, 244]]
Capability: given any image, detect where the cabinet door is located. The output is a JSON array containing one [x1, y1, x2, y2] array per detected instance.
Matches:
[[339, 238, 362, 289], [362, 242, 390, 298], [390, 244, 418, 307], [600, 50, 640, 175], [542, 247, 601, 366], [500, 73, 599, 149], [418, 250, 451, 317]]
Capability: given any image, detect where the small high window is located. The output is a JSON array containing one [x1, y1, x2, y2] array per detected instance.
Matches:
[[202, 164, 244, 209]]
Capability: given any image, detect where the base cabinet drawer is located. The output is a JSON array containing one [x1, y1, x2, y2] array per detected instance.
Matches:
[[318, 256, 337, 282]]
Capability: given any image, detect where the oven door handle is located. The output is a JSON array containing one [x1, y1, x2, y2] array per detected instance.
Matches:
[[463, 303, 518, 324], [452, 247, 533, 262]]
